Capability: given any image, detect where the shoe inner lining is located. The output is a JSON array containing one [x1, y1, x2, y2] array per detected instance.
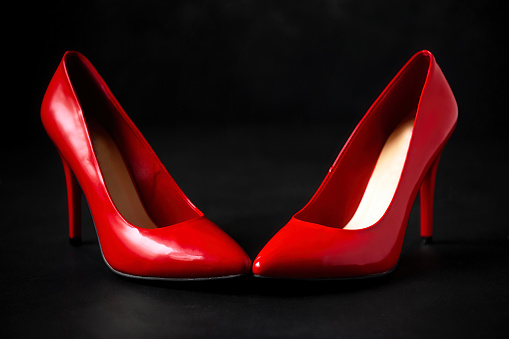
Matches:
[[89, 121, 158, 229], [343, 116, 415, 230]]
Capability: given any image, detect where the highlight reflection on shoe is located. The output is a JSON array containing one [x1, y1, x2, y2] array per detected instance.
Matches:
[[123, 227, 205, 261]]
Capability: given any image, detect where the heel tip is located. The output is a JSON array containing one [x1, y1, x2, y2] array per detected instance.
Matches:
[[421, 236, 433, 245], [69, 237, 81, 246]]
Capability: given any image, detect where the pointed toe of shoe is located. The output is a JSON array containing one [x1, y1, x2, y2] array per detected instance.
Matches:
[[252, 236, 340, 279], [178, 223, 251, 279], [252, 218, 398, 279], [252, 219, 330, 279], [252, 242, 313, 279], [207, 237, 252, 278], [104, 217, 251, 280], [153, 217, 251, 279]]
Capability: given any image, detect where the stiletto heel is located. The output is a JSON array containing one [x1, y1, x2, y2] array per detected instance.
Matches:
[[60, 155, 82, 245], [42, 51, 251, 279], [253, 50, 457, 279], [420, 152, 442, 244]]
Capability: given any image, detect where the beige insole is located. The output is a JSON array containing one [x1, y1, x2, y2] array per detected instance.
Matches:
[[89, 123, 158, 229], [343, 116, 415, 230]]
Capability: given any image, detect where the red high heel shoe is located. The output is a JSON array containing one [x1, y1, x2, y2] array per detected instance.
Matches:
[[252, 50, 457, 279], [41, 51, 251, 280]]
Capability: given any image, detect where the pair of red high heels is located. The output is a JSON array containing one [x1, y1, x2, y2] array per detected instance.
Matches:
[[41, 50, 457, 280]]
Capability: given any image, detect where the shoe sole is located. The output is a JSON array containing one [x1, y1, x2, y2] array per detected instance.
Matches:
[[252, 260, 399, 281]]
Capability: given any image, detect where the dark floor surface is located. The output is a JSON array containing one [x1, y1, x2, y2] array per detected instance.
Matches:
[[1, 122, 508, 338]]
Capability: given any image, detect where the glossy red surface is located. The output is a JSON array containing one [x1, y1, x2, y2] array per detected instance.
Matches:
[[41, 51, 251, 279], [252, 50, 458, 279]]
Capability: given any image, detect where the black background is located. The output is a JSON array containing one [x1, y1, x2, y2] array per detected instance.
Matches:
[[2, 1, 508, 337]]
